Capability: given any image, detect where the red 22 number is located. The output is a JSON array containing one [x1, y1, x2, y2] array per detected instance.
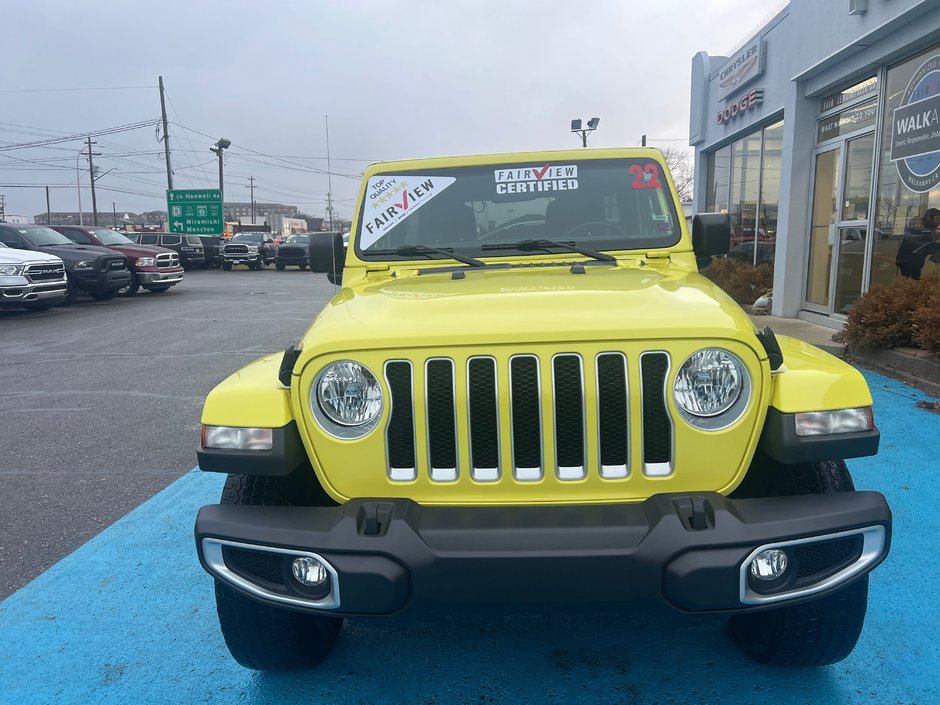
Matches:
[[628, 164, 663, 190]]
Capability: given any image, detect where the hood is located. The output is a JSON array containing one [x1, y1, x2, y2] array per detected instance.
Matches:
[[300, 264, 760, 356], [104, 244, 175, 258], [0, 247, 63, 265], [37, 243, 123, 262]]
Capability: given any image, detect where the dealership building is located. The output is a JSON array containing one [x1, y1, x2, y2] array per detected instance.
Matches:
[[689, 0, 940, 324]]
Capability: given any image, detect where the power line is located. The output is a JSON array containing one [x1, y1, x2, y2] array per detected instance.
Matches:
[[0, 120, 160, 152], [0, 85, 154, 94]]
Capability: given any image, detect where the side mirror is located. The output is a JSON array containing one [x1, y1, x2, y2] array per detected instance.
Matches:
[[309, 231, 345, 284], [692, 213, 731, 258]]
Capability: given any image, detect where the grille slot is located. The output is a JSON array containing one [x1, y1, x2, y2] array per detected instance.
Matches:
[[385, 361, 416, 481], [510, 355, 542, 480], [640, 352, 673, 476], [155, 252, 178, 268], [425, 359, 458, 481], [596, 353, 629, 478], [553, 354, 585, 480], [467, 357, 500, 481]]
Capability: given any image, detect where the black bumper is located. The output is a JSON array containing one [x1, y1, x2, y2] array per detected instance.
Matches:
[[195, 490, 890, 617], [70, 269, 131, 293]]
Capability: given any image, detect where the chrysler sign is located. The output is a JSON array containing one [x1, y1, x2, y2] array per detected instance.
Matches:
[[890, 53, 940, 193], [718, 40, 765, 101]]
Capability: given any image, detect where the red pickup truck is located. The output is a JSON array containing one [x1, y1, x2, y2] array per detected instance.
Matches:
[[53, 226, 184, 296]]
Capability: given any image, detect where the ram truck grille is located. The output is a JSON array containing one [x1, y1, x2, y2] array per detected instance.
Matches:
[[156, 252, 179, 268], [25, 263, 66, 281]]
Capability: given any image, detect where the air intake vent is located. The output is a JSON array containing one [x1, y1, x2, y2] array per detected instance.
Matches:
[[553, 354, 585, 480], [425, 359, 457, 481], [597, 353, 629, 478], [510, 355, 542, 480], [467, 357, 500, 481], [385, 361, 416, 481]]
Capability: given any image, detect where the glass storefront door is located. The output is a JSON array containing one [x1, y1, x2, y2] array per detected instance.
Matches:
[[805, 134, 875, 314]]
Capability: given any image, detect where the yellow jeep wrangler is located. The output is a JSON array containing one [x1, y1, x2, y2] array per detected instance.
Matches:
[[194, 148, 890, 671]]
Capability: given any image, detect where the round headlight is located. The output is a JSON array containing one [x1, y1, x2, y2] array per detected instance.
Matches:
[[312, 361, 383, 436], [674, 348, 749, 427]]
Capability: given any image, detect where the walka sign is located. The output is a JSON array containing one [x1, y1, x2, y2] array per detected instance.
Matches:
[[890, 54, 940, 193]]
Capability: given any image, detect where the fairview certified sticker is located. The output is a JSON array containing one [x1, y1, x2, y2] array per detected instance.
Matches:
[[494, 164, 579, 194], [360, 175, 456, 249]]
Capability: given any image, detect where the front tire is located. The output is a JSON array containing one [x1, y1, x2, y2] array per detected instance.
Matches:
[[213, 473, 343, 671], [728, 457, 868, 666], [118, 273, 140, 297], [276, 263, 286, 271], [90, 289, 116, 301], [222, 262, 232, 271]]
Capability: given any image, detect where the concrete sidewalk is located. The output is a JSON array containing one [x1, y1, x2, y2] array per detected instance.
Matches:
[[749, 314, 842, 354]]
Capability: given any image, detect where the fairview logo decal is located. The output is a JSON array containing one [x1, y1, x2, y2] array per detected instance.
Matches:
[[494, 164, 579, 194], [360, 175, 456, 249]]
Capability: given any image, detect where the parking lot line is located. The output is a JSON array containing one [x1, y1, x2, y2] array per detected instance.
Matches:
[[0, 369, 937, 705]]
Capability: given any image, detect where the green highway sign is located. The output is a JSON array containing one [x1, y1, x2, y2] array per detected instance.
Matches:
[[166, 189, 223, 235]]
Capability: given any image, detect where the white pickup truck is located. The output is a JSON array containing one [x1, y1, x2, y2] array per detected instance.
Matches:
[[0, 242, 68, 311]]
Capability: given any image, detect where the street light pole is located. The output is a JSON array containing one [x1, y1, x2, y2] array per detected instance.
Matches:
[[570, 117, 600, 148], [86, 136, 99, 226]]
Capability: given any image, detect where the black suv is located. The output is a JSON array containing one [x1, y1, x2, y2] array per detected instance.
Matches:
[[138, 233, 205, 269], [0, 223, 130, 302], [274, 233, 312, 270], [198, 236, 223, 268]]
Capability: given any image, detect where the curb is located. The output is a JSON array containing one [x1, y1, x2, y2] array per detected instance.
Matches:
[[844, 345, 940, 399]]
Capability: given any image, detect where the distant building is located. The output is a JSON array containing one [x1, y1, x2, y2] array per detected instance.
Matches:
[[1, 214, 28, 224], [34, 212, 125, 226], [223, 202, 297, 220]]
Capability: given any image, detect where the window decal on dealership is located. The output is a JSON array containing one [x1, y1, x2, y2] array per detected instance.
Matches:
[[890, 54, 940, 193], [494, 164, 579, 194], [360, 175, 456, 249]]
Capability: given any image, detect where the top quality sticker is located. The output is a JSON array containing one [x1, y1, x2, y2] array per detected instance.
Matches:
[[360, 175, 456, 249], [494, 164, 578, 194]]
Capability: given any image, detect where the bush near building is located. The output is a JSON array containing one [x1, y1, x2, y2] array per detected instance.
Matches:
[[699, 257, 774, 306], [839, 273, 940, 351]]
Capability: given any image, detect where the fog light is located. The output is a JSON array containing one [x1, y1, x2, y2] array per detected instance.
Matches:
[[291, 557, 328, 587], [749, 548, 789, 580]]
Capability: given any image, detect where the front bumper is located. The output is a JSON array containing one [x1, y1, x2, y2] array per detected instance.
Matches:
[[138, 268, 184, 287], [195, 490, 890, 617], [70, 269, 132, 293], [0, 277, 68, 305]]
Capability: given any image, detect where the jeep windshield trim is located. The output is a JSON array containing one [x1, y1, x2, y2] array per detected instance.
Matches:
[[356, 158, 681, 262]]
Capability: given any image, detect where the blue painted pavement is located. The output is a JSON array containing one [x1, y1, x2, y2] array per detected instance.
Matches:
[[1, 370, 937, 705]]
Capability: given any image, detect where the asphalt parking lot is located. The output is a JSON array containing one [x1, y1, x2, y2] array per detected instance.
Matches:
[[0, 267, 337, 599], [1, 271, 938, 704]]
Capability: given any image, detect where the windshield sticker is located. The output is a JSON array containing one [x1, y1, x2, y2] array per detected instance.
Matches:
[[360, 175, 456, 249], [494, 164, 578, 194], [628, 163, 664, 189]]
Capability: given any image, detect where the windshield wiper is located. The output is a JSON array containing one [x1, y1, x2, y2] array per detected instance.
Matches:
[[480, 239, 615, 262], [374, 244, 487, 268]]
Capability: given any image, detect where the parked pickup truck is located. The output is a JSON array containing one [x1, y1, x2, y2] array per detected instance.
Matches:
[[194, 148, 891, 672], [0, 224, 130, 302], [274, 233, 313, 270], [222, 232, 277, 270], [53, 226, 183, 297], [0, 242, 68, 311]]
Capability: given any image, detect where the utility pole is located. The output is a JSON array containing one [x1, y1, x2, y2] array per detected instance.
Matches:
[[159, 76, 173, 190], [75, 148, 84, 225], [86, 136, 100, 226], [0, 193, 5, 222], [113, 202, 118, 228], [45, 187, 51, 226], [248, 176, 256, 224], [641, 134, 647, 147], [325, 114, 334, 231]]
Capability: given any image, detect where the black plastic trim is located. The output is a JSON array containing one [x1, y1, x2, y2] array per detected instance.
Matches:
[[755, 326, 784, 370], [197, 421, 306, 476], [195, 490, 891, 617], [758, 408, 880, 463], [278, 344, 300, 387]]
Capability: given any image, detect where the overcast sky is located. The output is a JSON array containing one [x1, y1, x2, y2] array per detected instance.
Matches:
[[1, 0, 783, 222]]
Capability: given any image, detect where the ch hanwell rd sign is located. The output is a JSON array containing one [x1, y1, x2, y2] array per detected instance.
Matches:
[[166, 189, 223, 235]]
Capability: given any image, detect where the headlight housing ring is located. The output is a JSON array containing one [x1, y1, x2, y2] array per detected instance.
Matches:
[[310, 361, 384, 439], [673, 348, 751, 431]]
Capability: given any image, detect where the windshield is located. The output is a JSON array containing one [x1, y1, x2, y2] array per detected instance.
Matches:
[[90, 229, 134, 246], [356, 158, 680, 260], [232, 233, 264, 243], [16, 226, 74, 247], [186, 236, 202, 246], [286, 234, 310, 244]]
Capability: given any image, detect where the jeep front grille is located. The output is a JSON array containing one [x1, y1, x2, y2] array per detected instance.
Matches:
[[384, 351, 674, 483]]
